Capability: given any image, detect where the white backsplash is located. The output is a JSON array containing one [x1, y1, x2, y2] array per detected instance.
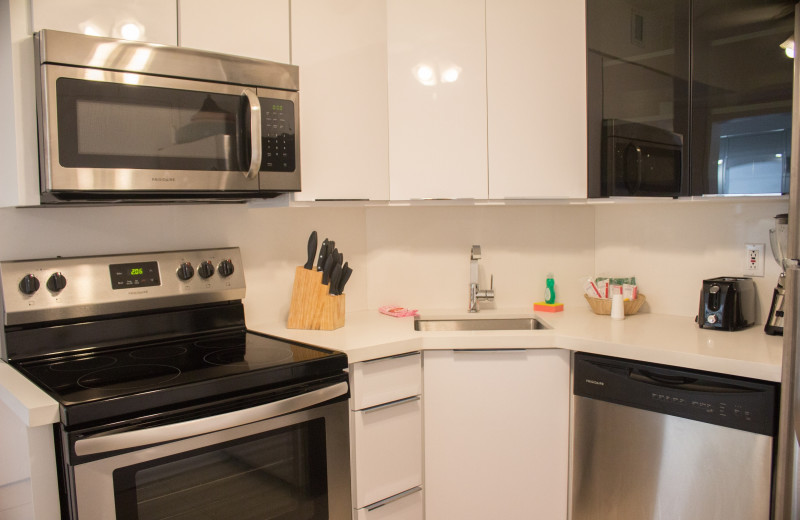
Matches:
[[594, 199, 789, 322], [0, 198, 788, 325]]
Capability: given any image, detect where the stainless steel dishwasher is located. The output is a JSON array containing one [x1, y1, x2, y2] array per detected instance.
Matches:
[[571, 353, 778, 520]]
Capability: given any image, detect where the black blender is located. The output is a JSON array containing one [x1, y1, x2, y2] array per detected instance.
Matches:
[[765, 213, 789, 335]]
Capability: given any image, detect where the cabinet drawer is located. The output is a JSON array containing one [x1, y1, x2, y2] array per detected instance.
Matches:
[[352, 397, 422, 508], [350, 352, 421, 410], [355, 487, 424, 520]]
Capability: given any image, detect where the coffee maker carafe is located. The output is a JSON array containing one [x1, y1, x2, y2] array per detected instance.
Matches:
[[765, 213, 789, 335]]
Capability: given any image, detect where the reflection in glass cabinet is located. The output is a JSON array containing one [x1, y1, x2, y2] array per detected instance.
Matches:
[[587, 0, 795, 197]]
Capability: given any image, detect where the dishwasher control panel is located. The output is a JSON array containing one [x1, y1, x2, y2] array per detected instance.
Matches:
[[574, 352, 778, 437]]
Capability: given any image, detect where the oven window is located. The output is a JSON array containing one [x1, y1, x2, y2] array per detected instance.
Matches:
[[112, 419, 328, 520]]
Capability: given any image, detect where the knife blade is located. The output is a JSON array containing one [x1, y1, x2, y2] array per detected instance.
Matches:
[[304, 231, 317, 270], [316, 239, 329, 271], [321, 254, 335, 285], [329, 262, 343, 295], [338, 263, 352, 295]]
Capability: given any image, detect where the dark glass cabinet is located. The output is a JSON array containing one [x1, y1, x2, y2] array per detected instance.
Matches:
[[587, 0, 795, 197]]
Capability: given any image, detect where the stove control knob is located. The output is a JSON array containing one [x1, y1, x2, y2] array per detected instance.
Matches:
[[218, 259, 235, 277], [46, 272, 67, 292], [198, 261, 215, 279], [19, 274, 40, 295], [177, 262, 194, 281]]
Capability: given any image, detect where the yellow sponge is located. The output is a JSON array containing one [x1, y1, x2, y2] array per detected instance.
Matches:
[[534, 301, 564, 312]]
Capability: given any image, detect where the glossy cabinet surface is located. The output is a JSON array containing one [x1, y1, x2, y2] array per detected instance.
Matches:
[[178, 0, 289, 62], [349, 354, 423, 518], [354, 488, 423, 520], [424, 349, 570, 519], [291, 0, 389, 201], [486, 0, 587, 199], [351, 398, 423, 509], [31, 0, 177, 44], [387, 0, 488, 200], [350, 353, 421, 410], [690, 0, 794, 195]]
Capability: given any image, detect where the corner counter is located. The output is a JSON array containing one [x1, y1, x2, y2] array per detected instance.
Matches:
[[250, 307, 784, 382]]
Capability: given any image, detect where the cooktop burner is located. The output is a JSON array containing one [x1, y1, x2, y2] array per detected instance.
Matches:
[[13, 329, 344, 425]]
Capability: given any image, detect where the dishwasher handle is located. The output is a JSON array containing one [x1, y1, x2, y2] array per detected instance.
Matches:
[[629, 368, 753, 393]]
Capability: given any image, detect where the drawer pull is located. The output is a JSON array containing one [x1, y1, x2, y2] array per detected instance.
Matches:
[[361, 351, 421, 364], [362, 395, 420, 414], [366, 486, 423, 511]]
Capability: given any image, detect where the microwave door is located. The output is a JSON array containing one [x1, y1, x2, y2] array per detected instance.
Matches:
[[40, 65, 263, 197]]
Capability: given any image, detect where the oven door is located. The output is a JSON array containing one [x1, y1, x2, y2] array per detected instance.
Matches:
[[66, 382, 350, 520], [38, 64, 299, 201]]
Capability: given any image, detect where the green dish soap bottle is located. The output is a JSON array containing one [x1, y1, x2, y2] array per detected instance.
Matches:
[[545, 274, 556, 304]]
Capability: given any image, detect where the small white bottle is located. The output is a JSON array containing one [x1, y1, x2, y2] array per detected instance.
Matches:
[[611, 293, 625, 320]]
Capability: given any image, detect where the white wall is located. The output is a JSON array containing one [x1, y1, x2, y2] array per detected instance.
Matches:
[[365, 205, 596, 311], [594, 199, 789, 320], [0, 204, 368, 323], [0, 198, 786, 326]]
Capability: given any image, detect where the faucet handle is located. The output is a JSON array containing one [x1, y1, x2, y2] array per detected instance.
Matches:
[[471, 245, 482, 260]]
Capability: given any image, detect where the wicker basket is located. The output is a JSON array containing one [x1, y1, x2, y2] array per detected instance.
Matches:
[[584, 294, 646, 316]]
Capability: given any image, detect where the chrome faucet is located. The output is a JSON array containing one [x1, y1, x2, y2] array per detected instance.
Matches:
[[469, 245, 494, 312]]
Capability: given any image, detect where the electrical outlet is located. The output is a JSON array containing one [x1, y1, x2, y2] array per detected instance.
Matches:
[[744, 243, 765, 277]]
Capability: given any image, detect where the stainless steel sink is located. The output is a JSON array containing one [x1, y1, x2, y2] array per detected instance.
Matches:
[[413, 316, 550, 332]]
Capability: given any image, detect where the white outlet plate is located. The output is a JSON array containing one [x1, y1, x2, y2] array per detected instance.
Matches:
[[744, 243, 765, 277]]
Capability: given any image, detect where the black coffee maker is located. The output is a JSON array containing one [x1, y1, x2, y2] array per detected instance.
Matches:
[[765, 214, 789, 335]]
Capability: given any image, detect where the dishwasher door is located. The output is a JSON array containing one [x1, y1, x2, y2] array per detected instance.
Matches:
[[571, 353, 778, 520]]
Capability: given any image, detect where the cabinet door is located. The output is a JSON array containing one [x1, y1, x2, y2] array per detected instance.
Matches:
[[387, 0, 488, 200], [352, 397, 423, 509], [690, 0, 793, 195], [31, 0, 177, 44], [291, 0, 389, 201], [486, 0, 587, 199], [178, 0, 289, 62], [423, 349, 570, 520]]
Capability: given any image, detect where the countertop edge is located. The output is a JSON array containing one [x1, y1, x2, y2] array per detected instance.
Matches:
[[0, 362, 59, 427]]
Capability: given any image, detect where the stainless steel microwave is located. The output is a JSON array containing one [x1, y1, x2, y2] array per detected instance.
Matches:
[[34, 30, 300, 203]]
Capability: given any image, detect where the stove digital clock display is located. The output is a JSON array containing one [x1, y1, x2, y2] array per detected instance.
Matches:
[[110, 261, 161, 290]]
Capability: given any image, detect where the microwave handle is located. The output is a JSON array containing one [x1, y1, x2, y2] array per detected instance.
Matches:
[[623, 142, 643, 194], [242, 89, 263, 179]]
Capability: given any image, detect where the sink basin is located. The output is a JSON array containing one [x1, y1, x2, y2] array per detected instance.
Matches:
[[413, 316, 550, 332]]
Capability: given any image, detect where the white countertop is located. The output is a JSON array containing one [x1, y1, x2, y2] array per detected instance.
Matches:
[[250, 307, 784, 382], [0, 307, 784, 428]]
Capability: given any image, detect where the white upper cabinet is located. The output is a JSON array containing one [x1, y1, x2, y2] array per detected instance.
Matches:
[[31, 0, 177, 44], [178, 0, 289, 63], [291, 0, 389, 201], [486, 0, 587, 199], [387, 0, 488, 200]]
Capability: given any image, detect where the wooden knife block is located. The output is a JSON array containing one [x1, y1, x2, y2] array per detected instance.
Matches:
[[287, 266, 345, 330]]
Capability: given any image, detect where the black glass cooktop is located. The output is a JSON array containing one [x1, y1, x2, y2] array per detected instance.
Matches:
[[13, 330, 347, 426]]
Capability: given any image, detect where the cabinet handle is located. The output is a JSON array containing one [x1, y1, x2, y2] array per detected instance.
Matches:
[[360, 351, 420, 364], [366, 486, 423, 511], [361, 395, 420, 414]]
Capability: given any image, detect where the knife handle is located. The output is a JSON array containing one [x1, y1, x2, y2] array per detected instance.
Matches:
[[322, 254, 335, 284], [317, 239, 329, 271], [304, 231, 317, 270], [329, 263, 343, 295], [338, 264, 352, 294]]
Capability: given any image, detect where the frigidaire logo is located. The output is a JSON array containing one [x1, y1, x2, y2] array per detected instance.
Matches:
[[151, 177, 176, 182], [128, 290, 148, 295], [585, 379, 605, 386]]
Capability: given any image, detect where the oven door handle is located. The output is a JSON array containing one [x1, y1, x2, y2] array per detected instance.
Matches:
[[242, 88, 262, 180], [74, 381, 348, 457]]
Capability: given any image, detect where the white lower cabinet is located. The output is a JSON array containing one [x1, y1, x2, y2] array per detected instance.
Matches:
[[354, 487, 424, 520], [349, 353, 423, 519], [423, 349, 571, 520]]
